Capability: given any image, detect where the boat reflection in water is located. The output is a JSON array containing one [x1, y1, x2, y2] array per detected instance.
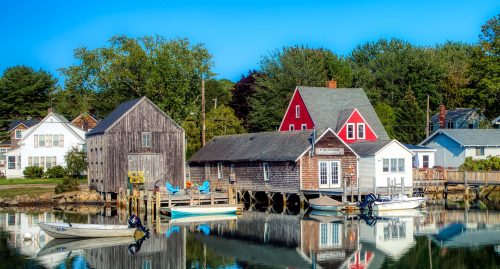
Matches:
[[1, 205, 500, 269]]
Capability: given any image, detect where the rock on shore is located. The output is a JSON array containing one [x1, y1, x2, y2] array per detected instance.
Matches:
[[0, 187, 104, 206]]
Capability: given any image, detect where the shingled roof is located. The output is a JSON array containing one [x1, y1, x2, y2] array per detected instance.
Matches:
[[86, 97, 143, 137], [430, 108, 481, 123], [349, 140, 393, 156], [8, 119, 39, 132], [189, 130, 315, 163], [297, 87, 390, 140], [420, 129, 500, 147]]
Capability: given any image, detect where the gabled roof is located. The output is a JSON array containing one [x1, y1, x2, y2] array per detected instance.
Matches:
[[492, 116, 500, 125], [8, 120, 39, 132], [296, 87, 390, 140], [430, 108, 482, 123], [335, 108, 355, 132], [350, 140, 413, 156], [19, 112, 85, 144], [71, 112, 100, 123], [86, 98, 143, 137], [402, 143, 436, 151], [189, 130, 313, 163], [420, 129, 500, 147]]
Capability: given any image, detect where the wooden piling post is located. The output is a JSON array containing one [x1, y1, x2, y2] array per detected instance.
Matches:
[[342, 177, 347, 203], [126, 189, 130, 213], [282, 193, 287, 212], [155, 191, 161, 216], [464, 170, 469, 198]]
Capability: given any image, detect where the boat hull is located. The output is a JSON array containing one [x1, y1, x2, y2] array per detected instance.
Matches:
[[373, 198, 424, 211], [38, 223, 136, 239], [310, 204, 345, 211], [163, 205, 238, 218]]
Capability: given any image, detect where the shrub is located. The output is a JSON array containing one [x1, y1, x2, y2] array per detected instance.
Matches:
[[23, 166, 44, 178], [44, 165, 66, 178], [460, 156, 500, 171], [65, 147, 87, 178], [55, 176, 80, 194]]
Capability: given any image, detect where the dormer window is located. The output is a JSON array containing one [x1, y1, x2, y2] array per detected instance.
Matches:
[[289, 124, 295, 131], [357, 123, 365, 139], [15, 130, 22, 139], [295, 105, 300, 118], [346, 123, 355, 139]]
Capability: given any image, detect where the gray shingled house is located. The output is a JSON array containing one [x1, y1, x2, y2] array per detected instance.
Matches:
[[86, 97, 185, 193], [188, 128, 359, 195]]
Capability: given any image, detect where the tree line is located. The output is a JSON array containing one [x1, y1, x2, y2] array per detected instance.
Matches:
[[1, 14, 499, 156]]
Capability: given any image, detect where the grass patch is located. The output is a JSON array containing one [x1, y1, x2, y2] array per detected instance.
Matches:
[[0, 187, 54, 198], [0, 177, 87, 185]]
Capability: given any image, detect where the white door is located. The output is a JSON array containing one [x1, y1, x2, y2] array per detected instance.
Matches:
[[318, 160, 341, 188]]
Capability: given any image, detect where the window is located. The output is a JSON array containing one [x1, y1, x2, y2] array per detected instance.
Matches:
[[45, 135, 52, 148], [142, 132, 151, 147], [8, 156, 15, 169], [390, 159, 397, 172], [468, 124, 474, 129], [301, 124, 307, 130], [346, 123, 355, 139], [318, 160, 341, 188], [15, 130, 22, 139], [289, 124, 294, 131], [217, 162, 223, 179], [263, 162, 269, 181], [447, 122, 454, 129], [230, 164, 235, 174], [357, 123, 365, 139], [398, 158, 405, 172], [295, 105, 300, 118], [422, 155, 429, 168], [383, 159, 389, 172], [383, 158, 406, 173], [39, 135, 45, 147], [476, 147, 485, 156]]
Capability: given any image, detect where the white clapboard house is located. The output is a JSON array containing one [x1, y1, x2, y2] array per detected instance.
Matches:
[[5, 109, 86, 178]]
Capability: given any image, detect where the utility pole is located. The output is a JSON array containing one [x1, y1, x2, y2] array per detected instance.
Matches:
[[201, 79, 206, 146], [426, 94, 430, 138]]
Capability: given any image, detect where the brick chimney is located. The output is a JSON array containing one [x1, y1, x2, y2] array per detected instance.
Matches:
[[326, 80, 337, 89], [438, 104, 446, 128]]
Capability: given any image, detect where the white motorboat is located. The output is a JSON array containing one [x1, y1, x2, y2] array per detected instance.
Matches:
[[161, 204, 238, 218], [38, 222, 137, 239], [368, 194, 427, 211]]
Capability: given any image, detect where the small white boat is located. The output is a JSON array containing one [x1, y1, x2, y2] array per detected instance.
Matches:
[[37, 237, 135, 257], [38, 222, 136, 239], [167, 214, 238, 224], [372, 194, 427, 211], [309, 196, 345, 211], [161, 204, 238, 218]]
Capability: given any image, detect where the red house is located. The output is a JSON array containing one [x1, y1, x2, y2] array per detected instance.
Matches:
[[279, 83, 389, 144]]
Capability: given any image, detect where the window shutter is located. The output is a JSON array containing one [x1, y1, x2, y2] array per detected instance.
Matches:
[[34, 135, 38, 148], [60, 135, 64, 147]]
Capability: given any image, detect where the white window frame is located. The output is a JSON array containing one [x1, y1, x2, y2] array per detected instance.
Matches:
[[318, 160, 341, 188], [319, 222, 343, 248], [422, 155, 429, 168], [289, 124, 294, 131], [230, 164, 235, 174], [295, 105, 300, 118], [357, 123, 365, 139], [217, 162, 223, 179], [263, 162, 270, 181], [8, 156, 15, 169], [383, 158, 405, 173], [398, 158, 405, 172], [476, 147, 485, 156], [205, 163, 211, 178], [301, 124, 307, 130], [15, 130, 22, 139], [142, 132, 151, 147], [346, 123, 355, 139]]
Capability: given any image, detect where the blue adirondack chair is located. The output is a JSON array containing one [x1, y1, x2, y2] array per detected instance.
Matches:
[[166, 182, 180, 195], [197, 180, 210, 194]]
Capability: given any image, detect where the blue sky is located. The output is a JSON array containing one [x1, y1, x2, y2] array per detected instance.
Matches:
[[1, 0, 499, 82]]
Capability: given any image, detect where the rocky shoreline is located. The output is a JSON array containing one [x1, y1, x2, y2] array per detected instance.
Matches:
[[0, 187, 104, 207]]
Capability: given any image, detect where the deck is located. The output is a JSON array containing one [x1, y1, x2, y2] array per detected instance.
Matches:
[[413, 169, 500, 187]]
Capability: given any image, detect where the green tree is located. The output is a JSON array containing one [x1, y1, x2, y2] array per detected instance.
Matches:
[[248, 46, 347, 132], [230, 70, 264, 128], [0, 66, 57, 138], [205, 79, 234, 111], [183, 105, 245, 158], [374, 102, 396, 138], [64, 147, 87, 178], [470, 14, 500, 118], [60, 35, 214, 122], [394, 90, 426, 143]]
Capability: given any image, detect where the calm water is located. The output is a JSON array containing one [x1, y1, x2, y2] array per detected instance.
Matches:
[[1, 203, 499, 269]]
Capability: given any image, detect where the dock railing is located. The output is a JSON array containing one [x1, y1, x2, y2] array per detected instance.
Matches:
[[413, 168, 500, 186]]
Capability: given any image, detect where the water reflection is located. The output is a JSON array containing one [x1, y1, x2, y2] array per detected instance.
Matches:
[[0, 205, 499, 269]]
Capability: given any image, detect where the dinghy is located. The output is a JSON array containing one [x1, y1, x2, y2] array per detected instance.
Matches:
[[161, 204, 238, 218], [38, 215, 147, 239], [309, 195, 345, 211]]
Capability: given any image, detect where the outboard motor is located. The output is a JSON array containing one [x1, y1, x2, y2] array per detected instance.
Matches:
[[128, 215, 149, 234], [358, 193, 377, 211]]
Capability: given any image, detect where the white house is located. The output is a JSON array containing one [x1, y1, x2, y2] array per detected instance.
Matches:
[[5, 111, 86, 178], [351, 140, 414, 192], [403, 144, 437, 169]]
